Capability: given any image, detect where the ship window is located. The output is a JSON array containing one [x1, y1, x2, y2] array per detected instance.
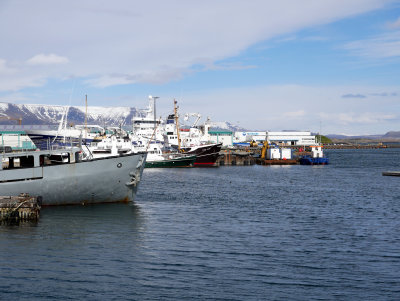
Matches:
[[19, 155, 35, 168], [39, 155, 48, 166]]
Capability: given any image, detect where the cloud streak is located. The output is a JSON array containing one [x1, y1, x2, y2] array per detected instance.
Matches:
[[0, 0, 391, 91], [342, 93, 367, 98], [344, 31, 400, 59], [27, 54, 69, 66], [321, 112, 397, 125]]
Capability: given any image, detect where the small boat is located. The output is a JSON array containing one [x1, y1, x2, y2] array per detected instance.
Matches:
[[145, 143, 196, 168], [0, 146, 146, 205], [299, 145, 329, 165]]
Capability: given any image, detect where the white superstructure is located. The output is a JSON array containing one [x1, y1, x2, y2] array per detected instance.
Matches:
[[131, 96, 164, 142]]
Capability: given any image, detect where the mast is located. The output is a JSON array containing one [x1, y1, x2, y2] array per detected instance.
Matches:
[[174, 99, 182, 152], [85, 94, 88, 143], [149, 95, 159, 130]]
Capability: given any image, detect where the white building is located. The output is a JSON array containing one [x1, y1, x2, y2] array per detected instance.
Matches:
[[266, 131, 316, 146], [233, 130, 316, 146], [233, 132, 267, 144], [207, 129, 234, 146]]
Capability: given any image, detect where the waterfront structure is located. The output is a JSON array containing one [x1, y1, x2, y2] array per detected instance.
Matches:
[[0, 129, 36, 150], [234, 131, 266, 146], [266, 131, 316, 146], [207, 129, 234, 146], [234, 131, 316, 146]]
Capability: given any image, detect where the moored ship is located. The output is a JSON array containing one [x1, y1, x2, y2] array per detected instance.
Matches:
[[145, 142, 196, 168], [0, 147, 146, 205], [181, 143, 222, 167], [299, 145, 329, 165]]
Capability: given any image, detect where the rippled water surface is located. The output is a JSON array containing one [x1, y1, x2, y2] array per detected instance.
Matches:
[[1, 149, 400, 300]]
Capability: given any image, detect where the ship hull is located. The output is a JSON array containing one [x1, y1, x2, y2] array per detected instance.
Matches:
[[0, 153, 147, 206], [145, 155, 196, 168], [184, 143, 222, 167], [299, 156, 329, 165]]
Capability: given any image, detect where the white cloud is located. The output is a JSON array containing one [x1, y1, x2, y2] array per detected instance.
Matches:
[[387, 16, 400, 29], [26, 54, 69, 66], [0, 59, 17, 75], [166, 83, 399, 134], [320, 112, 397, 125], [283, 110, 306, 118], [0, 92, 30, 103], [0, 0, 391, 90], [344, 31, 400, 58]]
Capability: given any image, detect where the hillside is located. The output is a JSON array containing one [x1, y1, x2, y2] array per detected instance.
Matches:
[[0, 102, 242, 132]]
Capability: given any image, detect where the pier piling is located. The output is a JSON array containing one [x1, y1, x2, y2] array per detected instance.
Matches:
[[0, 193, 41, 222]]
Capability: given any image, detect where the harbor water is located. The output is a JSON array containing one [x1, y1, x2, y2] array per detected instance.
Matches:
[[1, 148, 400, 300]]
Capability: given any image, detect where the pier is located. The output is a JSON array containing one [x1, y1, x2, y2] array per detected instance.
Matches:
[[217, 150, 256, 166], [0, 193, 42, 222]]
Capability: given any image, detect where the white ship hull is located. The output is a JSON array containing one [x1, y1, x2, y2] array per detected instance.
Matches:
[[0, 151, 146, 206]]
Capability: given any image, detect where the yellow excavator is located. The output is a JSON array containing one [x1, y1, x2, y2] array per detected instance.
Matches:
[[249, 140, 258, 147], [260, 141, 269, 159]]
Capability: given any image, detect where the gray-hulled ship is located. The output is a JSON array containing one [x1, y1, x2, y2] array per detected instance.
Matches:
[[0, 146, 146, 205]]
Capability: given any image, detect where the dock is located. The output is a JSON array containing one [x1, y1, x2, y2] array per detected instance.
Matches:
[[217, 150, 256, 166], [0, 193, 42, 222], [382, 171, 400, 177]]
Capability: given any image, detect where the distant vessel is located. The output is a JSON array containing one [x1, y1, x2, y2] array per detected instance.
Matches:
[[181, 143, 222, 167], [25, 124, 104, 149], [299, 145, 329, 165], [164, 100, 222, 167], [24, 100, 104, 149], [145, 142, 196, 168], [131, 95, 164, 142], [0, 146, 146, 205]]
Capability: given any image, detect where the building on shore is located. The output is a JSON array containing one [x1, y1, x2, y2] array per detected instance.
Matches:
[[0, 126, 36, 150], [207, 129, 234, 146], [233, 131, 317, 147], [266, 131, 317, 146]]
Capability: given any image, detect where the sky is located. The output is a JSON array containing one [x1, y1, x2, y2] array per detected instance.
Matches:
[[0, 0, 400, 134]]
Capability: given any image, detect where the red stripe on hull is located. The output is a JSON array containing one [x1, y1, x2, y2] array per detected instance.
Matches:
[[194, 162, 216, 166]]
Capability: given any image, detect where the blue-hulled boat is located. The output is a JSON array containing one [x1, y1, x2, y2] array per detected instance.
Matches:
[[299, 145, 329, 165]]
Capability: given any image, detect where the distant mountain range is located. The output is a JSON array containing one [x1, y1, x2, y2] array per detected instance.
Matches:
[[0, 102, 244, 132], [326, 132, 400, 140], [0, 102, 138, 126], [0, 102, 397, 137]]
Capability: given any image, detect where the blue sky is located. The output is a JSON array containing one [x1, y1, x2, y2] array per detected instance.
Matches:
[[0, 0, 400, 134]]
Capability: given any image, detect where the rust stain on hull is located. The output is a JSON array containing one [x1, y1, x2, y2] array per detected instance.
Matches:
[[42, 196, 132, 207]]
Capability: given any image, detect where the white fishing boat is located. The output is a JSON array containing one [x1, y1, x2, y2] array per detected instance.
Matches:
[[132, 95, 165, 142], [145, 141, 196, 168], [0, 146, 146, 205], [164, 100, 222, 166]]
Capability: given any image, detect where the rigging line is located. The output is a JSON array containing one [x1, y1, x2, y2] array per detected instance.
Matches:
[[53, 80, 76, 145]]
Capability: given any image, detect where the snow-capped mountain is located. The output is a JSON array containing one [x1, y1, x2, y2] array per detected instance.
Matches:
[[0, 102, 246, 132], [0, 102, 138, 126], [207, 121, 247, 132]]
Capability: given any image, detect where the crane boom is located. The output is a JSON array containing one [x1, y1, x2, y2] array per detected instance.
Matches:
[[0, 116, 22, 125]]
